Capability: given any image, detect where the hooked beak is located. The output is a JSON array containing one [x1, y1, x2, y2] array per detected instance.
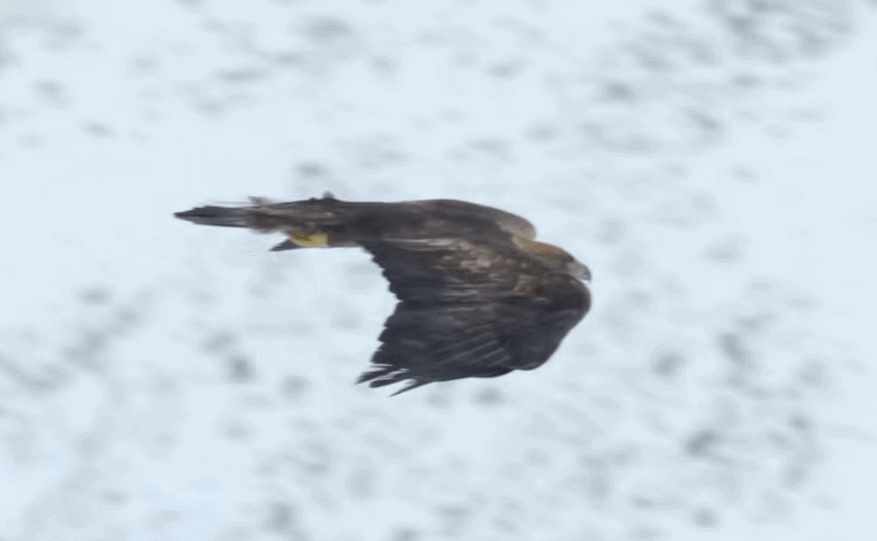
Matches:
[[568, 260, 592, 283]]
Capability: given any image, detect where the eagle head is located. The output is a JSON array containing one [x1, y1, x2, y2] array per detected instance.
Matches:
[[514, 237, 591, 283]]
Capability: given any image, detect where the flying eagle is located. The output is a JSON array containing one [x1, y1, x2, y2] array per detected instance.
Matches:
[[175, 194, 591, 394]]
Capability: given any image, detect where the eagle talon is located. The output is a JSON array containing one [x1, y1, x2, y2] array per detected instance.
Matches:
[[289, 231, 329, 247]]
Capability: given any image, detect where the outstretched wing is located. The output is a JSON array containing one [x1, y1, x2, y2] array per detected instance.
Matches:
[[358, 237, 590, 394]]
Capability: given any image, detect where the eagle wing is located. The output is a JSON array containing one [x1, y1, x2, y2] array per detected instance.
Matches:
[[358, 236, 590, 394], [411, 199, 538, 240]]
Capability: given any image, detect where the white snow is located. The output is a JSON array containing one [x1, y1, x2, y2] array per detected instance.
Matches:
[[1, 1, 875, 540]]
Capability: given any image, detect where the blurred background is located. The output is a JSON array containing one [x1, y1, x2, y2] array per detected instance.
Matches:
[[1, 1, 875, 540]]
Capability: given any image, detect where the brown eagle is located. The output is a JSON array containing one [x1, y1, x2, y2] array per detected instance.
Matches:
[[175, 193, 591, 394]]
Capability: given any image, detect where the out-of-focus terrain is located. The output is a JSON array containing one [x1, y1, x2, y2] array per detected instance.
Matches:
[[1, 1, 875, 540]]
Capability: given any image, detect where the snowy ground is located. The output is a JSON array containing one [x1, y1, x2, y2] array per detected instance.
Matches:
[[1, 1, 875, 540]]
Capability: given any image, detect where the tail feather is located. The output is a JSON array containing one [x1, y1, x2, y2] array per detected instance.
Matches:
[[174, 206, 254, 228], [174, 193, 346, 233]]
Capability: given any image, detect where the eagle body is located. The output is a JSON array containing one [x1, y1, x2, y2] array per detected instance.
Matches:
[[175, 195, 591, 394]]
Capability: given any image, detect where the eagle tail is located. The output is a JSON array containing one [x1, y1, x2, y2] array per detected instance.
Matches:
[[173, 206, 253, 228], [174, 192, 346, 234]]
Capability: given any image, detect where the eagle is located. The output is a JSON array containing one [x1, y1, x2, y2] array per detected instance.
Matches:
[[175, 193, 591, 395]]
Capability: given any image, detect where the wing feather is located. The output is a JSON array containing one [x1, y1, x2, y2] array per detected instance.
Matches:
[[358, 237, 590, 393]]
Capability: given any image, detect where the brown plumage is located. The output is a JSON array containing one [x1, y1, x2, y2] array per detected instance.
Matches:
[[175, 193, 591, 395]]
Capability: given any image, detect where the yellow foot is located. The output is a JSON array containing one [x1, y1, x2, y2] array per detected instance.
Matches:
[[289, 231, 329, 247]]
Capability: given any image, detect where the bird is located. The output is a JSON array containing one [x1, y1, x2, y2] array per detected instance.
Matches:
[[174, 193, 591, 395]]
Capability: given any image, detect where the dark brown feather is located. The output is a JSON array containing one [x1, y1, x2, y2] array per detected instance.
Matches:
[[175, 195, 591, 395], [358, 236, 589, 393]]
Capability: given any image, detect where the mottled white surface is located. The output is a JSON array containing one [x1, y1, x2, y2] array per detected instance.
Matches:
[[1, 1, 875, 540]]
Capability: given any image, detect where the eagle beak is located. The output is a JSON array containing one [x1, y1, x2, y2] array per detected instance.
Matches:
[[569, 260, 591, 283]]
